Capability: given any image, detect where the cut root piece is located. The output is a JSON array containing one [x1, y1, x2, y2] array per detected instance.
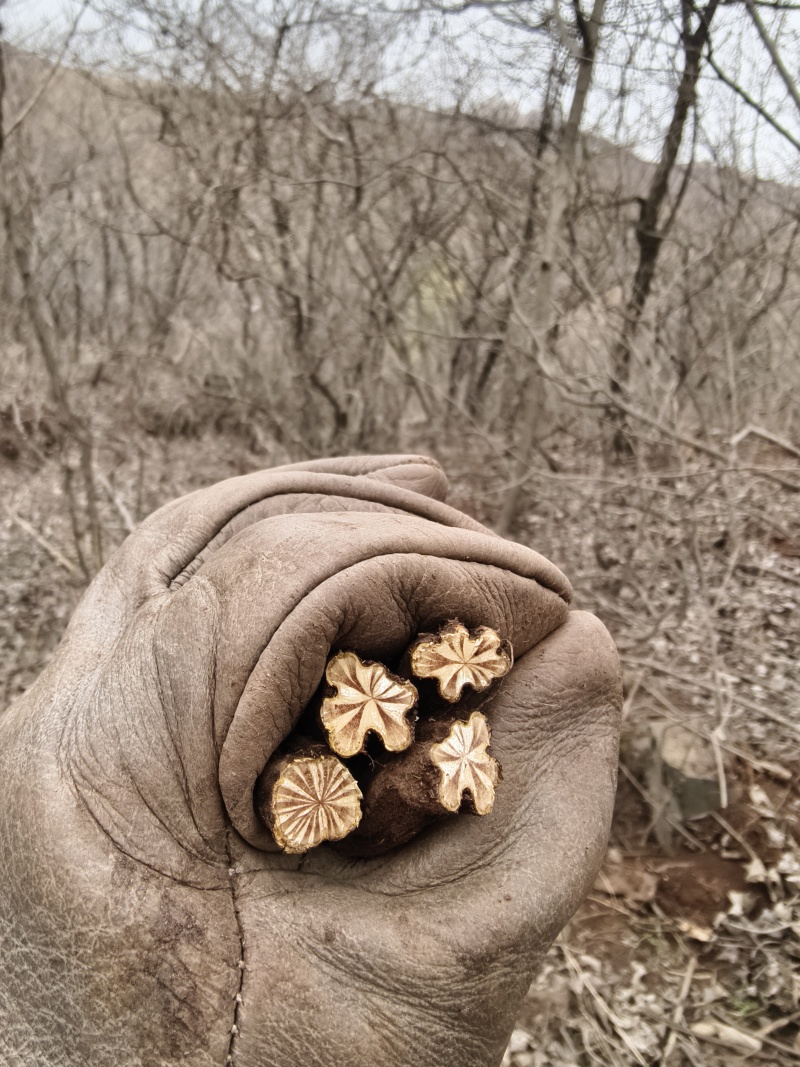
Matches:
[[320, 650, 418, 758], [335, 710, 501, 857], [409, 621, 512, 702], [429, 711, 499, 815], [257, 747, 363, 854]]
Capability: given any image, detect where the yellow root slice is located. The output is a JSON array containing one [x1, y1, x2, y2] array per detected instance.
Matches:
[[269, 754, 362, 853], [410, 622, 512, 702], [320, 651, 418, 757], [429, 711, 500, 815]]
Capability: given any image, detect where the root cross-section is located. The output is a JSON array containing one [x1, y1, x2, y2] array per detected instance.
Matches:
[[266, 753, 363, 853], [320, 651, 418, 757], [410, 622, 512, 702], [430, 712, 500, 814]]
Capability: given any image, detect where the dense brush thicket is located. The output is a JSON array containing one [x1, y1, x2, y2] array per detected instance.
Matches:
[[2, 49, 798, 461]]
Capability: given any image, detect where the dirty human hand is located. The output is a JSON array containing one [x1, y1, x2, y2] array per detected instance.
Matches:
[[0, 455, 622, 1067]]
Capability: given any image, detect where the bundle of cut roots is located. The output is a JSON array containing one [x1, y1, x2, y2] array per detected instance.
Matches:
[[255, 621, 513, 856]]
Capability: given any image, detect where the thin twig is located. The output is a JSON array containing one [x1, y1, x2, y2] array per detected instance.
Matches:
[[638, 679, 789, 777], [1, 501, 81, 579], [98, 472, 135, 533], [659, 955, 697, 1066], [562, 942, 649, 1066], [731, 424, 800, 461], [600, 393, 800, 492], [712, 812, 761, 864], [5, 1, 90, 141], [711, 1010, 800, 1059], [618, 762, 704, 849], [736, 561, 800, 589], [706, 51, 800, 154], [744, 0, 800, 117], [622, 657, 800, 739]]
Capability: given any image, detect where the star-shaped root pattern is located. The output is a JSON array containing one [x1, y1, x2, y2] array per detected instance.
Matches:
[[429, 712, 499, 815], [321, 651, 418, 758], [410, 622, 512, 702], [270, 755, 363, 853]]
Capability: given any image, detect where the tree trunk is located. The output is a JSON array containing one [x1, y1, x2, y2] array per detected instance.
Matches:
[[496, 0, 606, 536], [4, 199, 103, 576], [608, 0, 720, 450], [466, 59, 560, 416], [0, 20, 6, 161]]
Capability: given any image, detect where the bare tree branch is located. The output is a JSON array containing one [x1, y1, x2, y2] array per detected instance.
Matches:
[[496, 0, 606, 534], [744, 0, 800, 115], [706, 49, 800, 152], [4, 1, 90, 141]]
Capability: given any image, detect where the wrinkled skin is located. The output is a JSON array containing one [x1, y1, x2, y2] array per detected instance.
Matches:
[[0, 455, 621, 1067]]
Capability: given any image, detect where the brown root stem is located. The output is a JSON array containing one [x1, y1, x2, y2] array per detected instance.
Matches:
[[336, 711, 500, 856]]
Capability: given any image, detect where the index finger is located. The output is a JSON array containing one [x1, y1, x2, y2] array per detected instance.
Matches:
[[59, 455, 466, 652]]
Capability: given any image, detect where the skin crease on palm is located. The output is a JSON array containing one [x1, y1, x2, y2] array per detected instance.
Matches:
[[0, 454, 622, 1067]]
